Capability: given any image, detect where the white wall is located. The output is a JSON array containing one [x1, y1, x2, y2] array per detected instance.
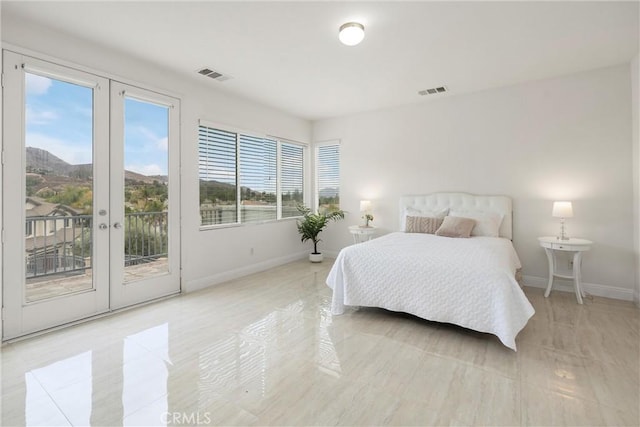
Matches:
[[1, 16, 312, 295], [314, 65, 635, 299], [632, 53, 640, 307]]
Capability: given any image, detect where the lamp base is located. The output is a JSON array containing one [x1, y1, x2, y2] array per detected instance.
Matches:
[[557, 218, 569, 241]]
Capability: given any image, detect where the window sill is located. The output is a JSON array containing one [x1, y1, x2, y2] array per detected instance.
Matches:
[[199, 216, 301, 231]]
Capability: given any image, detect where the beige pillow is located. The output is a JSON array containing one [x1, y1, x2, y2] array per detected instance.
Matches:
[[405, 216, 443, 234], [435, 216, 476, 238], [449, 209, 504, 237]]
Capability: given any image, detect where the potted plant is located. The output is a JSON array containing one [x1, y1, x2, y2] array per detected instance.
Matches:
[[362, 213, 374, 227], [296, 204, 345, 262]]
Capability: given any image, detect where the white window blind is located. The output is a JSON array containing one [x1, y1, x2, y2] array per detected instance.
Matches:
[[281, 142, 304, 218], [198, 126, 238, 226], [316, 144, 340, 212], [239, 135, 277, 223], [199, 122, 307, 228]]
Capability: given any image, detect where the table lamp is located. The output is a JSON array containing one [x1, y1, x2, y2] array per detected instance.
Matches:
[[552, 201, 573, 241], [360, 200, 373, 227]]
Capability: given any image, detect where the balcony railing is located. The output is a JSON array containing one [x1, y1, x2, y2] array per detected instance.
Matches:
[[25, 211, 168, 279]]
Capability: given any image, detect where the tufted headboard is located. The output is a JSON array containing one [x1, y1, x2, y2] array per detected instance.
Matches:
[[399, 192, 513, 240]]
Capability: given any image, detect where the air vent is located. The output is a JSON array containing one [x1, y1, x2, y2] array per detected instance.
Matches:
[[418, 86, 448, 96], [197, 68, 231, 82]]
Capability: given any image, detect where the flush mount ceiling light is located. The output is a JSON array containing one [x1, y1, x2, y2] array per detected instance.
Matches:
[[339, 22, 365, 46]]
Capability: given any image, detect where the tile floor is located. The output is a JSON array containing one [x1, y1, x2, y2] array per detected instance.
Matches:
[[1, 259, 638, 426]]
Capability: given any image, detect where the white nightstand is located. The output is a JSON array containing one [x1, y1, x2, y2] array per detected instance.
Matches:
[[349, 225, 376, 244], [538, 236, 593, 304]]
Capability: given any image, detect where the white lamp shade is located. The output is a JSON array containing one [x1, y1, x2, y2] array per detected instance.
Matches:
[[359, 200, 371, 212], [339, 22, 365, 46], [552, 201, 573, 218]]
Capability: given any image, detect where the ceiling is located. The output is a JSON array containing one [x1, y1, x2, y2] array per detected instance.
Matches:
[[2, 1, 638, 121]]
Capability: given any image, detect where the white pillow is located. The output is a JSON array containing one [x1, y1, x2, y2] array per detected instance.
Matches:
[[401, 207, 448, 231], [449, 210, 504, 237]]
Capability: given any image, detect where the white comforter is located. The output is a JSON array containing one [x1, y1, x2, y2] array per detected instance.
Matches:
[[326, 232, 535, 350]]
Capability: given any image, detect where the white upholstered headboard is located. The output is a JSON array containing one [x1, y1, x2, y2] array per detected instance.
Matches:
[[399, 193, 513, 240]]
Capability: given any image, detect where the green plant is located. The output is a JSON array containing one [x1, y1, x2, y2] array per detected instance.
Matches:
[[363, 213, 374, 227], [296, 205, 345, 254]]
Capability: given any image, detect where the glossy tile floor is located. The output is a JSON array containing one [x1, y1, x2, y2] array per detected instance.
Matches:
[[1, 259, 639, 426]]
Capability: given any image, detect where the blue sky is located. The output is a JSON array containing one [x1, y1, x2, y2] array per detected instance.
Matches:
[[25, 73, 168, 176]]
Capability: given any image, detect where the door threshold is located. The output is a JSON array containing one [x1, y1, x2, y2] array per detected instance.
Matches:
[[2, 290, 181, 344]]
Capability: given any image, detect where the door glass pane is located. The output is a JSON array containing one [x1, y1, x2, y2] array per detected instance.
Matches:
[[24, 72, 94, 302], [123, 97, 169, 282]]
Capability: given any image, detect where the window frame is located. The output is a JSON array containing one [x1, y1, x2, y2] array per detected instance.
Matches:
[[198, 120, 307, 230]]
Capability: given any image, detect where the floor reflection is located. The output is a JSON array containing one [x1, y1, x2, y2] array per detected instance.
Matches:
[[1, 263, 342, 426], [29, 351, 92, 426], [5, 259, 631, 426]]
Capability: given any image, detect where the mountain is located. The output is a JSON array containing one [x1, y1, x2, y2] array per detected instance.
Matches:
[[26, 147, 168, 183], [26, 147, 72, 176]]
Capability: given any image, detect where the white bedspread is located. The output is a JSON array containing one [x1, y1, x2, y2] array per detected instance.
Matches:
[[326, 232, 535, 350]]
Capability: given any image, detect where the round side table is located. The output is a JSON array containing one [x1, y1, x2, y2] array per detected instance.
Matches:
[[349, 225, 376, 244], [538, 236, 593, 304]]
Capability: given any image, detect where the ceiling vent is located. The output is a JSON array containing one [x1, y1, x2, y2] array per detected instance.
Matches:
[[197, 68, 232, 82], [418, 86, 448, 96]]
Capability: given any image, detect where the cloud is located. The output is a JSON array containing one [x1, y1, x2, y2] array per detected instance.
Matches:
[[25, 74, 53, 95], [157, 137, 168, 151], [26, 106, 59, 125], [136, 126, 168, 152], [126, 163, 165, 176], [26, 132, 92, 165]]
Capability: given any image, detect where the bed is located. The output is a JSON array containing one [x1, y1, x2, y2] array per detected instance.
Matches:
[[326, 193, 535, 350]]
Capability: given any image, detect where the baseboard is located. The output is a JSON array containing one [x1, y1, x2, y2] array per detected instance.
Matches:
[[184, 251, 308, 293], [323, 250, 339, 258], [522, 275, 635, 302]]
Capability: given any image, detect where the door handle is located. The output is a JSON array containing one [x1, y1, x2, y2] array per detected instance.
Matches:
[[113, 222, 122, 229], [99, 223, 108, 230]]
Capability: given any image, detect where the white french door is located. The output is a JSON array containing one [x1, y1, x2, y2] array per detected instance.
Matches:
[[109, 82, 181, 309], [2, 51, 181, 340]]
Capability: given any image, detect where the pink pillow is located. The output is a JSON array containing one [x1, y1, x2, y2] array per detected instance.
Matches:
[[435, 216, 476, 238]]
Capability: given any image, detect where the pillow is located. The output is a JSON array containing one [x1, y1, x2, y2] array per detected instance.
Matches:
[[435, 216, 475, 238], [405, 216, 443, 234], [448, 210, 504, 237], [401, 207, 448, 231]]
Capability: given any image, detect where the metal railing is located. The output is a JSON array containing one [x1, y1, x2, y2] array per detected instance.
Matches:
[[123, 212, 168, 266], [25, 214, 92, 278], [25, 211, 169, 279], [26, 254, 87, 278]]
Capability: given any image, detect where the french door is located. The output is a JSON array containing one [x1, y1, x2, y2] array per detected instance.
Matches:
[[2, 51, 181, 340]]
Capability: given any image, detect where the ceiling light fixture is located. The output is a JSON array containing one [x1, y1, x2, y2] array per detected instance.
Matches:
[[339, 22, 365, 46]]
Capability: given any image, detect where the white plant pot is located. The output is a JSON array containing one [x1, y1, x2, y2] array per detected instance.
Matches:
[[309, 253, 323, 263]]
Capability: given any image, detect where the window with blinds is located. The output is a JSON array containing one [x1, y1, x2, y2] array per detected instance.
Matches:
[[199, 127, 238, 226], [198, 123, 306, 227], [281, 142, 304, 218], [239, 135, 277, 222], [316, 143, 340, 213]]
